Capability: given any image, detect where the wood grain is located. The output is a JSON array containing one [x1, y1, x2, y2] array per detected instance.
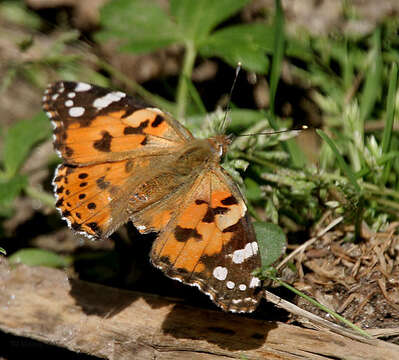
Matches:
[[0, 259, 398, 359]]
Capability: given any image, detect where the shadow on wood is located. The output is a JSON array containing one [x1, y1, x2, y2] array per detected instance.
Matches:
[[1, 260, 399, 359]]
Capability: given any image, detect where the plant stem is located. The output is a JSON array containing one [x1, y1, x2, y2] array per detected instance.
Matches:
[[95, 59, 176, 114], [176, 40, 196, 122]]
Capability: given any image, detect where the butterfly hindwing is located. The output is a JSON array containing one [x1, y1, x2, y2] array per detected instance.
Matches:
[[150, 168, 262, 312], [43, 81, 193, 165]]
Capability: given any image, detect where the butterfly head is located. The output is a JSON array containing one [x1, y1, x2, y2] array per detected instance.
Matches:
[[208, 134, 233, 159]]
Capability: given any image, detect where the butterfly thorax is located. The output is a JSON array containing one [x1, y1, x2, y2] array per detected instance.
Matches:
[[174, 135, 231, 176]]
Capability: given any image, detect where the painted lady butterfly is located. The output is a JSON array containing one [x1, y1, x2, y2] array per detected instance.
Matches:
[[42, 81, 262, 312]]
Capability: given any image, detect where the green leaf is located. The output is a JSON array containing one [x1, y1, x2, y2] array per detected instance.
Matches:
[[0, 174, 27, 216], [200, 23, 273, 74], [381, 63, 398, 185], [96, 0, 180, 53], [0, 247, 6, 255], [254, 222, 286, 267], [244, 177, 262, 202], [0, 2, 42, 30], [9, 248, 72, 268], [3, 112, 51, 178], [171, 0, 250, 44]]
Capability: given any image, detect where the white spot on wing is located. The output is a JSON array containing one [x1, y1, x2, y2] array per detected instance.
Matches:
[[146, 107, 164, 115], [249, 276, 260, 288], [239, 284, 246, 291], [226, 281, 235, 289], [75, 82, 92, 92], [93, 91, 126, 110], [137, 225, 146, 231], [68, 92, 76, 98], [213, 266, 228, 281], [69, 107, 85, 117], [231, 241, 258, 264], [215, 200, 247, 231], [65, 100, 74, 107], [52, 94, 59, 100]]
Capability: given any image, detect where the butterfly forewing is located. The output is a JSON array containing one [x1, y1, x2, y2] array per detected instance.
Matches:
[[43, 81, 192, 165]]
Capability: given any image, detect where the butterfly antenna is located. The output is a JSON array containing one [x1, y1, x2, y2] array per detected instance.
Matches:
[[218, 62, 242, 134], [237, 125, 309, 137]]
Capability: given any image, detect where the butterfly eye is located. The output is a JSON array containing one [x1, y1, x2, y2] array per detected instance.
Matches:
[[217, 145, 224, 157]]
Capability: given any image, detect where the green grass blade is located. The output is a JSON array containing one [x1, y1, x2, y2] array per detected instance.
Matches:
[[316, 129, 361, 193], [381, 63, 398, 185], [359, 28, 382, 123], [269, 0, 285, 116]]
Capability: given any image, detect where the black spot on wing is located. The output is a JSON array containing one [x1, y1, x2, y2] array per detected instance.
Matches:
[[221, 195, 238, 205], [222, 222, 241, 233], [140, 136, 147, 145], [65, 146, 74, 157], [93, 131, 112, 152], [174, 226, 201, 242], [125, 160, 134, 173], [202, 207, 214, 223], [87, 222, 101, 236], [87, 202, 96, 210], [151, 115, 164, 127], [72, 223, 82, 231], [96, 176, 110, 189], [123, 120, 149, 135], [56, 198, 64, 207], [213, 206, 229, 215]]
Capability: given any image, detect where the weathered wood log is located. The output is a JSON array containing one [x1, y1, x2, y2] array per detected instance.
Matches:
[[0, 259, 398, 359]]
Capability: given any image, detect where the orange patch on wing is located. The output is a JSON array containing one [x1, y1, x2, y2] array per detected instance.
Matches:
[[151, 209, 172, 231], [177, 201, 208, 228], [197, 222, 224, 256], [211, 190, 231, 207], [174, 239, 206, 273], [110, 134, 146, 152], [108, 110, 126, 119], [122, 109, 169, 137], [54, 161, 132, 238], [156, 236, 186, 264]]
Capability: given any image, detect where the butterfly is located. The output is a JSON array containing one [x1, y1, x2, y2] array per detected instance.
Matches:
[[42, 81, 262, 312]]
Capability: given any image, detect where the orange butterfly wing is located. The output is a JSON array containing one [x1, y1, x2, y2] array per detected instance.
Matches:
[[44, 81, 192, 238], [43, 81, 192, 165], [149, 169, 262, 312]]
